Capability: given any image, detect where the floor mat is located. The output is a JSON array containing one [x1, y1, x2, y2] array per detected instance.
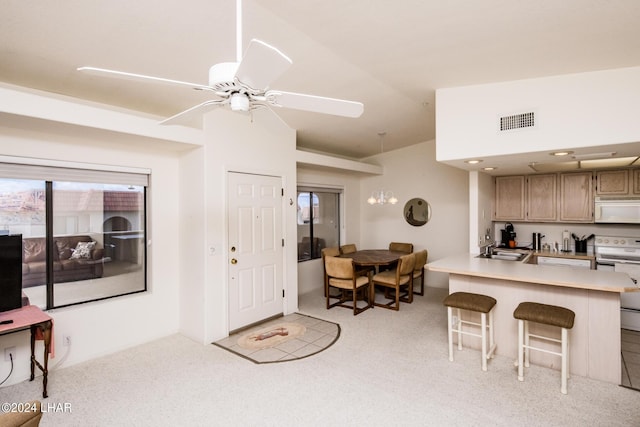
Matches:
[[213, 313, 340, 364]]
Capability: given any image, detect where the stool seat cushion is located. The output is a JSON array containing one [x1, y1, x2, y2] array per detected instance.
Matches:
[[443, 292, 496, 313], [513, 302, 575, 329]]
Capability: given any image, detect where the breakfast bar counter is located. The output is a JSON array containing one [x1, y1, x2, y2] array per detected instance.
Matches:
[[427, 253, 639, 384]]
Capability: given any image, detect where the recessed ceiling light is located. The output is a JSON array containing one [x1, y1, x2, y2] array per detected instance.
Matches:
[[482, 167, 497, 171], [465, 159, 483, 164], [550, 151, 574, 156]]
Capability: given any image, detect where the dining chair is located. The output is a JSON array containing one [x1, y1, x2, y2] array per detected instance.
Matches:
[[412, 249, 428, 296], [371, 252, 416, 310], [389, 242, 414, 253], [340, 243, 357, 254], [321, 247, 341, 297], [324, 256, 372, 315]]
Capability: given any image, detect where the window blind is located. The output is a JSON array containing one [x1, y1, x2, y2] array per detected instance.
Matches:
[[0, 159, 149, 187]]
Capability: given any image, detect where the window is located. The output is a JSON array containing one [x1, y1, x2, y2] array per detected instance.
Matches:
[[297, 187, 340, 261], [0, 161, 148, 309]]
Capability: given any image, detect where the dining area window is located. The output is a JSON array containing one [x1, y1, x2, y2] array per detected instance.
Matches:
[[297, 187, 340, 261]]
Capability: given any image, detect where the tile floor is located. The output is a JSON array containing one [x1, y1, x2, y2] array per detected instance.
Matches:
[[621, 328, 640, 390], [213, 312, 340, 363]]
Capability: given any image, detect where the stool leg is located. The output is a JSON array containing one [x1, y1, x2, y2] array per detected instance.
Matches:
[[447, 307, 454, 362], [518, 319, 524, 382], [457, 308, 462, 350], [481, 312, 487, 371], [489, 309, 495, 358], [524, 320, 530, 368], [561, 327, 568, 394]]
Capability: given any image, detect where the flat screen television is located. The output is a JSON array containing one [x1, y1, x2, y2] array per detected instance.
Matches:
[[0, 234, 23, 312]]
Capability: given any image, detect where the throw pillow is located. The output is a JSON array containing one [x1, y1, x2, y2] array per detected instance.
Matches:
[[70, 241, 96, 260]]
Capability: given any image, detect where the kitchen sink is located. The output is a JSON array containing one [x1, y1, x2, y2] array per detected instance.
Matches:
[[476, 251, 528, 262]]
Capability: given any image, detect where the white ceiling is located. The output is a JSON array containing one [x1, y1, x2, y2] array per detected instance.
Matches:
[[2, 0, 640, 169]]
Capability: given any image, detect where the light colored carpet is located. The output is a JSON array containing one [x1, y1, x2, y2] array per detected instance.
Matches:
[[2, 287, 640, 426]]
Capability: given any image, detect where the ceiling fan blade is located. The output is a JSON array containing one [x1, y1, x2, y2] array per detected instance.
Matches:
[[265, 90, 364, 118], [234, 39, 292, 90], [159, 99, 228, 125], [77, 66, 214, 91]]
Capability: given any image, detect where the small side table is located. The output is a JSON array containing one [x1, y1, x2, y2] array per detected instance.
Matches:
[[0, 305, 53, 398]]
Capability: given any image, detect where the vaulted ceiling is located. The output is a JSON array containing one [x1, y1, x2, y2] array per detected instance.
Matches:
[[2, 0, 640, 161]]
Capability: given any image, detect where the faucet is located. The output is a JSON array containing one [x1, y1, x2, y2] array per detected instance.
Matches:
[[480, 228, 496, 257], [481, 241, 496, 256]]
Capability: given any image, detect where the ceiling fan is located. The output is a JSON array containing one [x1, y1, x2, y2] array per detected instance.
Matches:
[[77, 0, 363, 125]]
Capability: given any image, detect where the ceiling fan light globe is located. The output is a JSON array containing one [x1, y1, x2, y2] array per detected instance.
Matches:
[[230, 93, 250, 112]]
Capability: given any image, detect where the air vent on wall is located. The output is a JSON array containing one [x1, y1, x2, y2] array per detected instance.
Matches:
[[499, 111, 535, 132]]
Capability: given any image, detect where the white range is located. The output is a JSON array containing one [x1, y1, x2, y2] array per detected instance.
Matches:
[[595, 235, 640, 331]]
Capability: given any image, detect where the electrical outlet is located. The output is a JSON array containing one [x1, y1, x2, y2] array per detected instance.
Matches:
[[63, 335, 71, 346], [4, 346, 15, 361]]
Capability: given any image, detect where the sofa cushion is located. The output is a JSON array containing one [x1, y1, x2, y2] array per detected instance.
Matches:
[[23, 239, 46, 263], [27, 261, 62, 274], [70, 241, 96, 260], [55, 239, 73, 260]]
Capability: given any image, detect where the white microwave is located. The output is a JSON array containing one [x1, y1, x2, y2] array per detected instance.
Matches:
[[594, 197, 640, 223]]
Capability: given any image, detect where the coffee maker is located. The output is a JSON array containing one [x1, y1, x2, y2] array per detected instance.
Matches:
[[500, 222, 516, 247]]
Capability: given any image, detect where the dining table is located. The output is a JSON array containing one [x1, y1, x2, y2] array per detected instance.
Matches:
[[339, 249, 406, 269]]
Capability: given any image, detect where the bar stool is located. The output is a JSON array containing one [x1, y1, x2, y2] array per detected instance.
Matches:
[[513, 302, 575, 394], [443, 291, 497, 371]]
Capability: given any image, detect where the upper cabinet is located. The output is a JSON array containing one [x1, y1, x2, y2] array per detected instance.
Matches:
[[596, 169, 640, 196], [527, 174, 557, 221], [559, 172, 593, 222], [494, 175, 525, 221], [494, 171, 594, 223], [596, 170, 629, 195]]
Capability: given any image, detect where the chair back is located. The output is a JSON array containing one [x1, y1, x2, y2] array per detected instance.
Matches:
[[413, 249, 428, 272], [340, 243, 357, 254], [321, 247, 340, 259], [325, 256, 354, 279], [398, 253, 416, 277], [389, 242, 413, 254]]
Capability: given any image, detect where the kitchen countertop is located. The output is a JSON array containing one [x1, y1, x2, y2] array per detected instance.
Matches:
[[427, 253, 637, 293]]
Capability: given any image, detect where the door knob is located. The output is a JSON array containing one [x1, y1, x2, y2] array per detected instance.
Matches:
[[230, 258, 237, 264]]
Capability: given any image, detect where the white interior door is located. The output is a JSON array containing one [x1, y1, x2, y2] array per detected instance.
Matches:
[[227, 172, 284, 331]]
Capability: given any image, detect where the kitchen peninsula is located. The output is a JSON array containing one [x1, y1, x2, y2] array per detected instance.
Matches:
[[427, 254, 638, 384]]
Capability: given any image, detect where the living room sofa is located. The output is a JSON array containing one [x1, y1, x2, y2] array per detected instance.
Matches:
[[22, 235, 105, 288]]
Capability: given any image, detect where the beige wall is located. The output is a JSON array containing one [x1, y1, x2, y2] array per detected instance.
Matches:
[[179, 108, 298, 342], [360, 140, 469, 288], [296, 140, 470, 294], [436, 66, 640, 161], [0, 111, 184, 385]]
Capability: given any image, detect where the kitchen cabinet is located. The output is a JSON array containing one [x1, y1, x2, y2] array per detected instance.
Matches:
[[527, 173, 557, 221], [596, 169, 629, 195], [559, 172, 593, 222], [494, 175, 525, 221], [633, 169, 640, 195]]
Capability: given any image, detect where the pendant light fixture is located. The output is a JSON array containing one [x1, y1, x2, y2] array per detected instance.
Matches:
[[367, 132, 398, 205]]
